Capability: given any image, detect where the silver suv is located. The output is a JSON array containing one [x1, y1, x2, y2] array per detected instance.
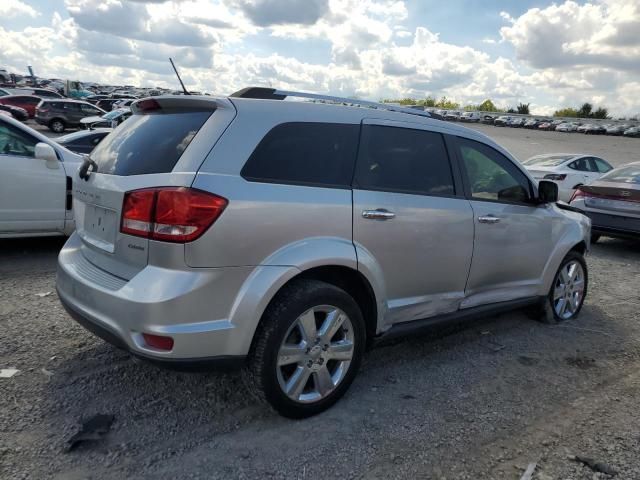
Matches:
[[57, 88, 591, 418]]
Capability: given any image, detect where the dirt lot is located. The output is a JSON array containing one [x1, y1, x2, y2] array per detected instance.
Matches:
[[1, 127, 640, 480]]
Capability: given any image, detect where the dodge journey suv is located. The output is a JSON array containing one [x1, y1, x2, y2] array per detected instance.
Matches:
[[57, 88, 591, 418]]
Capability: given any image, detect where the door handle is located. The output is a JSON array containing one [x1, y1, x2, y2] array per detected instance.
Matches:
[[478, 215, 501, 224], [362, 209, 396, 220]]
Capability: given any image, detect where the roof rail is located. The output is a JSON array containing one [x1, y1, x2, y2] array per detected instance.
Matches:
[[230, 86, 440, 120]]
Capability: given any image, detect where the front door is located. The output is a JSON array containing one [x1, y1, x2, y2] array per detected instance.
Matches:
[[0, 120, 65, 234], [353, 120, 474, 326], [451, 136, 552, 309]]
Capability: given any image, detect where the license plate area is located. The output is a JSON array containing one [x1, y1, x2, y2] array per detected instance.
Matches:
[[82, 204, 118, 252]]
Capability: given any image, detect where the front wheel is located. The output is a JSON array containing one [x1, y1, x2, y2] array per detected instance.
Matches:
[[245, 279, 366, 418], [550, 251, 588, 322]]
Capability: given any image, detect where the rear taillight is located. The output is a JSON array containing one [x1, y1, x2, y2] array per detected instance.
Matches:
[[569, 188, 586, 203], [142, 333, 174, 351], [121, 187, 227, 243], [544, 174, 567, 181]]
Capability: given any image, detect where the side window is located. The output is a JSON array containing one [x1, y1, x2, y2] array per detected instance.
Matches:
[[354, 125, 454, 196], [80, 104, 99, 114], [457, 138, 531, 204], [241, 122, 359, 188], [593, 158, 612, 173], [64, 103, 80, 112], [0, 121, 38, 157], [569, 158, 592, 172]]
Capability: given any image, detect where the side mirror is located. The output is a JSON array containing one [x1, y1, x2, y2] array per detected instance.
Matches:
[[538, 180, 558, 203], [35, 142, 59, 169]]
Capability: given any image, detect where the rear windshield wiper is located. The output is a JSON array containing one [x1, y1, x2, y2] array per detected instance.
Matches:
[[79, 156, 98, 181]]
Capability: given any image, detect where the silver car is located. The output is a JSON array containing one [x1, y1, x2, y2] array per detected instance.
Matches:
[[569, 161, 640, 241], [57, 89, 591, 418]]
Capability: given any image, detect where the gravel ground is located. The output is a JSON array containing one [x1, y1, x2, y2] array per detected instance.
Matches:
[[1, 125, 639, 480]]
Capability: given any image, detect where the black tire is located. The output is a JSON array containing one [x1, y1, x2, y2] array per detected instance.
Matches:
[[245, 279, 366, 418], [49, 119, 65, 133], [532, 251, 588, 324], [591, 234, 601, 244]]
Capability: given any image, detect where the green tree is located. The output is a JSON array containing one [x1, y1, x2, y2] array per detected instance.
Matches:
[[593, 107, 609, 119], [506, 107, 517, 113], [435, 96, 459, 109], [578, 102, 593, 118], [553, 107, 579, 117], [516, 102, 530, 115], [478, 99, 500, 112]]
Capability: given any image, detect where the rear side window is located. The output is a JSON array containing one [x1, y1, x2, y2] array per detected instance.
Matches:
[[241, 122, 359, 188], [354, 125, 454, 196], [90, 111, 212, 175]]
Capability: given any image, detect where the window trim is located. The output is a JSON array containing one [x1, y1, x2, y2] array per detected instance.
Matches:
[[451, 135, 537, 207], [240, 121, 361, 190], [352, 124, 461, 199]]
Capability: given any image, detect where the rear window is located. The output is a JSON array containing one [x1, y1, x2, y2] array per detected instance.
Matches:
[[241, 122, 359, 188], [522, 155, 572, 167], [90, 111, 212, 175], [600, 165, 640, 184]]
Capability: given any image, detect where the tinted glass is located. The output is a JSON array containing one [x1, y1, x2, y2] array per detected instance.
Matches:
[[457, 138, 531, 203], [354, 125, 454, 196], [90, 111, 211, 175], [242, 122, 359, 188], [522, 155, 572, 166], [600, 165, 640, 184], [569, 158, 595, 172], [593, 158, 612, 173], [0, 120, 37, 158]]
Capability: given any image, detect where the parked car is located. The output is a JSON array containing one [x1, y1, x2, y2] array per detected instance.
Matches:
[[0, 95, 42, 118], [55, 128, 112, 154], [577, 124, 589, 134], [524, 119, 543, 129], [493, 115, 512, 126], [606, 124, 629, 136], [459, 111, 481, 123], [95, 98, 123, 111], [556, 122, 579, 132], [570, 162, 640, 241], [523, 153, 613, 201], [56, 91, 591, 418], [507, 117, 526, 128], [480, 115, 496, 125], [80, 107, 131, 129], [0, 87, 11, 97], [0, 115, 82, 237], [0, 104, 29, 121], [584, 124, 606, 135], [111, 98, 135, 110], [444, 111, 462, 121], [623, 126, 640, 138], [35, 99, 106, 133], [8, 87, 64, 98], [538, 122, 552, 131]]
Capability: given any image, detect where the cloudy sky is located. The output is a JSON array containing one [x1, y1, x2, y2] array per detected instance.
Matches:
[[1, 0, 639, 116]]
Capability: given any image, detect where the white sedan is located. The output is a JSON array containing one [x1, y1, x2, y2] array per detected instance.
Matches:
[[0, 115, 82, 237], [522, 153, 614, 202]]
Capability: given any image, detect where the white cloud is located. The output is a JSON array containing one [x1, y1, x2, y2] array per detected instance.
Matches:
[[228, 0, 329, 26], [0, 0, 39, 18]]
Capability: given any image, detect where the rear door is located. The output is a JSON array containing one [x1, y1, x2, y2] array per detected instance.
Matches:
[[72, 97, 235, 279], [451, 136, 553, 308], [353, 119, 474, 326]]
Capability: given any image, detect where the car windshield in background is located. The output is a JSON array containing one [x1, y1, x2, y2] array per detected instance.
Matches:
[[600, 165, 640, 184], [102, 110, 124, 120], [522, 155, 573, 167], [89, 111, 212, 175]]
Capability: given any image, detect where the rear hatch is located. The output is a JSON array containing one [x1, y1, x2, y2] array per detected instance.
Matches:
[[72, 96, 236, 280], [580, 182, 640, 217]]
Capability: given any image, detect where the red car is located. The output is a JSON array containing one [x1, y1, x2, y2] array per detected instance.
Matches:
[[0, 95, 42, 118]]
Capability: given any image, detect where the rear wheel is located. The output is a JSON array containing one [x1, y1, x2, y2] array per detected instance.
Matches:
[[49, 119, 65, 133], [245, 279, 365, 418]]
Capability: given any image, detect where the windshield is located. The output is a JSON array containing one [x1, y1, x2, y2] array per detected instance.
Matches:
[[600, 165, 640, 184], [522, 155, 573, 167], [90, 110, 212, 175], [102, 110, 124, 120]]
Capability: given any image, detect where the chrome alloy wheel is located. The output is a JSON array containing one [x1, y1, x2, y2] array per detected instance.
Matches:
[[553, 260, 585, 320], [276, 305, 355, 403]]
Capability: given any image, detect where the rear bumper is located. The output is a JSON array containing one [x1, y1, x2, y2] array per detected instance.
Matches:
[[585, 211, 640, 238], [56, 233, 257, 364]]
